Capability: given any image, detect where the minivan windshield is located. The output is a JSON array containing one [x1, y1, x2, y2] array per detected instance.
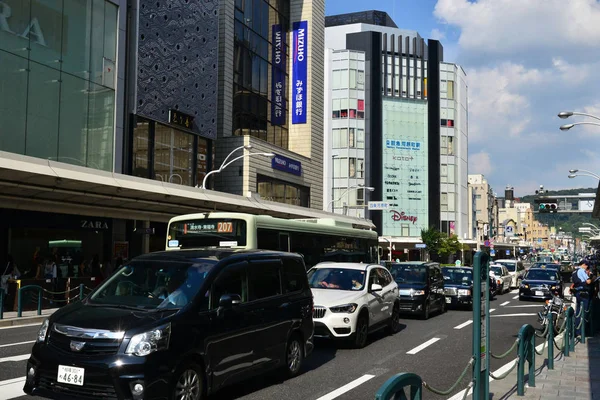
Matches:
[[308, 268, 366, 291], [442, 268, 473, 286], [389, 265, 427, 284], [490, 266, 503, 276], [89, 259, 217, 309], [525, 269, 557, 281]]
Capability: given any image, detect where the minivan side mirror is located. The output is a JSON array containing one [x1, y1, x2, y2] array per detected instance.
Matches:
[[217, 294, 241, 317], [370, 283, 383, 292]]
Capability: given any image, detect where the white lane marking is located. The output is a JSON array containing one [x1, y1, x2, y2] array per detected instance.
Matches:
[[0, 376, 26, 400], [406, 337, 441, 355], [505, 305, 543, 308], [512, 295, 520, 299], [500, 301, 510, 306], [447, 342, 545, 400], [0, 340, 35, 349], [0, 354, 30, 363], [489, 309, 496, 313], [454, 320, 473, 330], [315, 374, 376, 400], [491, 313, 536, 317], [0, 323, 41, 330], [510, 289, 519, 294]]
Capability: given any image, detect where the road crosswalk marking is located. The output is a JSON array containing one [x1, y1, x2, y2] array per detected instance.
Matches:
[[0, 377, 26, 400], [0, 354, 30, 363], [500, 301, 510, 306], [0, 340, 35, 348]]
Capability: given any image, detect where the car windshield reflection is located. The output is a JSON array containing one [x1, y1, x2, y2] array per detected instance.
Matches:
[[308, 268, 365, 291], [389, 265, 426, 284]]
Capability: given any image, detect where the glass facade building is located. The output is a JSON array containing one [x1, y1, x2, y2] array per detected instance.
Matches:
[[233, 0, 290, 148], [0, 0, 118, 171]]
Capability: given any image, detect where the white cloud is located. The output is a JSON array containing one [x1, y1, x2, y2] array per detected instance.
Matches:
[[430, 28, 446, 41], [433, 0, 600, 55], [469, 151, 492, 176]]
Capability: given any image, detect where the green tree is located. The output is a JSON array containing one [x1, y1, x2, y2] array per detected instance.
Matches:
[[421, 227, 443, 260], [439, 234, 461, 261]]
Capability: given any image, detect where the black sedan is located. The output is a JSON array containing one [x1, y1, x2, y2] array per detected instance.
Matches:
[[442, 267, 474, 310], [518, 267, 563, 301]]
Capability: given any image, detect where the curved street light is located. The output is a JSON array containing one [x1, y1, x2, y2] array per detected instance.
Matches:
[[582, 222, 600, 230], [568, 172, 600, 181], [200, 145, 275, 189], [558, 111, 600, 121], [560, 122, 600, 131], [328, 184, 375, 212]]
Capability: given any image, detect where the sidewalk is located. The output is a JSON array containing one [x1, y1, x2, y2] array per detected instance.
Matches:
[[0, 308, 58, 328], [459, 335, 600, 400]]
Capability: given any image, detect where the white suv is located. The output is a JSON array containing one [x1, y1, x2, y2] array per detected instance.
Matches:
[[307, 263, 401, 348]]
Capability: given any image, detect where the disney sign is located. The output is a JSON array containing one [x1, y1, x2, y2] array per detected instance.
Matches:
[[390, 210, 418, 224]]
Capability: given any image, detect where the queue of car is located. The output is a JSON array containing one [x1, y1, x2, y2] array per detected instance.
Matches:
[[24, 250, 549, 400]]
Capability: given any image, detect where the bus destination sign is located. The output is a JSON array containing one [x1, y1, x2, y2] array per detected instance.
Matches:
[[184, 221, 234, 234]]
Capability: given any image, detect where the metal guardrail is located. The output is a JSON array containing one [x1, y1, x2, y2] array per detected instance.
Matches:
[[374, 253, 597, 399], [8, 284, 93, 319]]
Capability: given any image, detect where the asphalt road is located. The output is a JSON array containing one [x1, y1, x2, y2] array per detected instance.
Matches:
[[0, 289, 545, 400]]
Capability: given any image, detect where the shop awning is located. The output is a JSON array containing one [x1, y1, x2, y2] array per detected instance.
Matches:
[[0, 151, 375, 229]]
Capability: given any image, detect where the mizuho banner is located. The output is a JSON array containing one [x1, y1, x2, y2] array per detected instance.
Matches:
[[271, 24, 286, 126], [292, 20, 307, 124]]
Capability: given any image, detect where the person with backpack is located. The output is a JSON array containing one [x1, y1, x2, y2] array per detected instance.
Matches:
[[572, 260, 593, 337]]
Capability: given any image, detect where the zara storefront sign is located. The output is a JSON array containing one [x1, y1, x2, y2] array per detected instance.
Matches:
[[0, 1, 47, 46], [271, 154, 302, 176], [81, 220, 109, 230]]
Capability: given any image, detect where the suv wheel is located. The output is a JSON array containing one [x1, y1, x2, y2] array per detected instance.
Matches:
[[284, 335, 304, 378], [353, 314, 369, 348], [440, 298, 447, 314], [386, 304, 401, 334], [171, 363, 203, 400], [421, 303, 430, 320]]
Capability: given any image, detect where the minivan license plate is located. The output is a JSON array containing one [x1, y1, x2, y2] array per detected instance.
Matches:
[[535, 291, 544, 296], [57, 365, 84, 386], [445, 297, 451, 303]]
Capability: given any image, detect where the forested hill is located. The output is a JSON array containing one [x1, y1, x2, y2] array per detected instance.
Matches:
[[518, 188, 597, 237]]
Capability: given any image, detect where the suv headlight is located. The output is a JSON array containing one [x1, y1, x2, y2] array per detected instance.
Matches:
[[37, 319, 49, 343], [410, 289, 425, 296], [329, 303, 358, 313], [458, 289, 471, 296], [126, 323, 171, 357]]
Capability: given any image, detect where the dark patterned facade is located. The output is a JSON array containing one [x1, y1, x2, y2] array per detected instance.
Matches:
[[136, 0, 219, 140]]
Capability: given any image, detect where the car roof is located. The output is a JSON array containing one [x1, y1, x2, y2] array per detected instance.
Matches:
[[132, 249, 300, 263], [389, 261, 431, 266], [442, 266, 473, 269], [494, 259, 516, 263], [527, 267, 558, 272], [313, 262, 379, 271]]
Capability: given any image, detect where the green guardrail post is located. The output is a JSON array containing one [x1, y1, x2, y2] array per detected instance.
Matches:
[[472, 251, 490, 400], [37, 287, 42, 316], [517, 324, 536, 395], [547, 313, 554, 369], [564, 307, 572, 357], [0, 288, 4, 320], [375, 373, 422, 400], [79, 284, 85, 301], [581, 303, 587, 344], [569, 306, 575, 352]]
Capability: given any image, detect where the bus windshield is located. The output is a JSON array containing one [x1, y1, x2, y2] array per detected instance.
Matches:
[[167, 219, 247, 249]]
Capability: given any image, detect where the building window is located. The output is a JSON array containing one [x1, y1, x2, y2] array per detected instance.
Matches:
[[401, 224, 410, 237], [0, 0, 118, 171], [232, 0, 289, 148], [447, 81, 455, 100], [132, 119, 150, 178], [257, 175, 309, 207]]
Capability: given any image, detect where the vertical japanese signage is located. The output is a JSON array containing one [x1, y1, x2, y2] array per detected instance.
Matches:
[[292, 20, 307, 124], [381, 99, 429, 237], [271, 24, 286, 125]]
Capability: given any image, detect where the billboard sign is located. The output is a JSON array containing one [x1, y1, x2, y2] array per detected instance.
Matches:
[[271, 24, 286, 125], [292, 20, 307, 124], [381, 99, 428, 237]]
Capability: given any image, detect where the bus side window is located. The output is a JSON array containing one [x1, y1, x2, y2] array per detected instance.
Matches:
[[279, 233, 290, 252], [257, 228, 278, 250]]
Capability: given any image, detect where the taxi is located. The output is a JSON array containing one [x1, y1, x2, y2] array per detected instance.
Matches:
[[518, 266, 563, 301]]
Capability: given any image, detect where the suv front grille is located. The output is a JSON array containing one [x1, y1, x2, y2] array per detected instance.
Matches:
[[444, 288, 457, 296], [48, 330, 121, 355], [313, 306, 326, 319]]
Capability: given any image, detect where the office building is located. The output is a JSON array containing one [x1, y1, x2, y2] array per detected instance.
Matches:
[[323, 10, 469, 256]]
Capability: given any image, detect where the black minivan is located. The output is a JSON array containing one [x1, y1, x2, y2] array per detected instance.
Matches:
[[388, 262, 446, 319], [24, 249, 314, 400]]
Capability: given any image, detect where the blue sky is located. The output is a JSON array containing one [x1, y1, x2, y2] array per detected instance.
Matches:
[[326, 0, 600, 196]]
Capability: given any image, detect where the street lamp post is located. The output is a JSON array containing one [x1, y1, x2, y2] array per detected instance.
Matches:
[[558, 111, 600, 132], [199, 145, 275, 190], [327, 185, 375, 214]]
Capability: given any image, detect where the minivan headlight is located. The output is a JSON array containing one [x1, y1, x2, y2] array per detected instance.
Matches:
[[37, 319, 49, 343], [458, 289, 471, 296], [410, 289, 425, 296], [329, 303, 358, 313], [126, 323, 171, 357]]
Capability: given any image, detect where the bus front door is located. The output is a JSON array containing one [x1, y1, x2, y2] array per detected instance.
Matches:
[[278, 233, 290, 252]]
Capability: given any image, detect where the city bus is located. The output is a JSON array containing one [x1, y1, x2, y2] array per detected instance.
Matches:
[[165, 212, 379, 268]]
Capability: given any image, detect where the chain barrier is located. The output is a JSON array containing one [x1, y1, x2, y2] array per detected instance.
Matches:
[[535, 338, 547, 356], [534, 322, 549, 338], [41, 295, 82, 303], [42, 287, 81, 295], [491, 338, 519, 359], [422, 357, 474, 396], [553, 334, 565, 351], [489, 358, 519, 380]]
